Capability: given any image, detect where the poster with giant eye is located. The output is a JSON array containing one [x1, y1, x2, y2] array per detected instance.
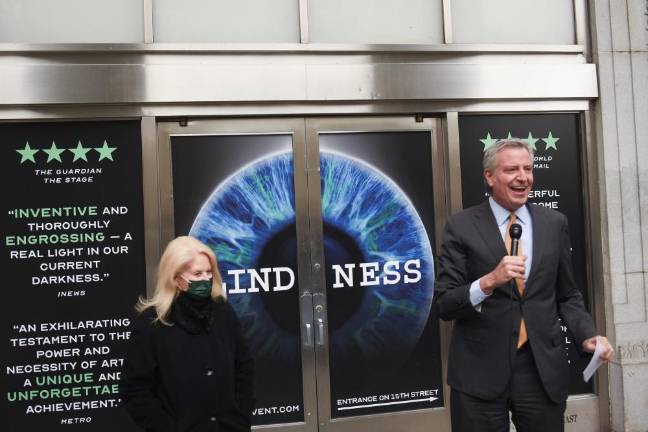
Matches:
[[170, 135, 304, 425], [318, 132, 444, 418], [0, 121, 144, 431], [458, 113, 592, 395]]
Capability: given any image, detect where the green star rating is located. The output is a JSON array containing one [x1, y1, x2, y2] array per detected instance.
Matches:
[[94, 140, 116, 162], [15, 139, 118, 164], [480, 133, 497, 150], [43, 141, 66, 163], [16, 142, 40, 164], [479, 131, 560, 153], [542, 132, 559, 151], [525, 132, 539, 150], [68, 140, 92, 162]]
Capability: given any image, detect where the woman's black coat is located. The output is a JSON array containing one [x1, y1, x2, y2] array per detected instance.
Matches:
[[120, 298, 254, 432]]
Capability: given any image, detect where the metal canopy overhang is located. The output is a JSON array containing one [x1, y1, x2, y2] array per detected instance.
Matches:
[[0, 44, 597, 107]]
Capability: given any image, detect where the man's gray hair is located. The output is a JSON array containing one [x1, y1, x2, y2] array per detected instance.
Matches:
[[482, 138, 534, 172]]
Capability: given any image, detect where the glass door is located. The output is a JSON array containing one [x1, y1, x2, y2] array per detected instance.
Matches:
[[154, 117, 452, 432], [156, 119, 317, 432], [305, 118, 450, 432]]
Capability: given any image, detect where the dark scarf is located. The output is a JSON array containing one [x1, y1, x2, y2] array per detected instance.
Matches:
[[170, 291, 215, 334]]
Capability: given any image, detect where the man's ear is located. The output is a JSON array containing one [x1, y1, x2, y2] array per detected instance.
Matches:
[[484, 170, 493, 188]]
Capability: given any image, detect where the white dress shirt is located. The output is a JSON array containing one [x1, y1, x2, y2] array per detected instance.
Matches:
[[469, 198, 534, 308]]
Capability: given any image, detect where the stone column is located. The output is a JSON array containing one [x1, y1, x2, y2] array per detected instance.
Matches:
[[590, 0, 648, 431]]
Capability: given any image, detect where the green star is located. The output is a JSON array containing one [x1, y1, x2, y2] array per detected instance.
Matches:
[[16, 142, 39, 164], [525, 132, 539, 150], [94, 140, 116, 161], [480, 132, 497, 151], [68, 140, 91, 162], [43, 141, 65, 163], [543, 132, 560, 151]]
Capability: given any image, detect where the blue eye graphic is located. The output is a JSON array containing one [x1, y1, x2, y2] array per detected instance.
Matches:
[[320, 152, 433, 362], [190, 151, 434, 364]]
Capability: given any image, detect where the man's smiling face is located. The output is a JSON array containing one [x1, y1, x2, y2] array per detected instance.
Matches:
[[484, 147, 533, 211]]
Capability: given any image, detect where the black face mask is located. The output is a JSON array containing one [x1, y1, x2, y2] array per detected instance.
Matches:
[[185, 278, 212, 298]]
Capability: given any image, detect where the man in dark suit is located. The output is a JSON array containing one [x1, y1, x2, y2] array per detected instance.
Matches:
[[436, 139, 613, 432]]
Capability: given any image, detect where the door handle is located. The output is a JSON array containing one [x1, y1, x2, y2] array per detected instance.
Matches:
[[304, 322, 313, 347], [316, 318, 325, 346]]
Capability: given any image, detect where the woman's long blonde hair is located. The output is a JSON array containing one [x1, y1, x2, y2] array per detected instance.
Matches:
[[136, 236, 225, 324]]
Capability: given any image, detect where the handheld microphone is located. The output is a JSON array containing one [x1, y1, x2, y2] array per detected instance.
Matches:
[[509, 223, 522, 256], [508, 223, 523, 355]]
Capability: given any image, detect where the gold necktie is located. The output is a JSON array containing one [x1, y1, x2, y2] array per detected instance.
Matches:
[[504, 212, 528, 349]]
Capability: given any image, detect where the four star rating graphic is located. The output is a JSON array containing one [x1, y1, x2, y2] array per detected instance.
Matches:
[[15, 140, 116, 164], [479, 132, 560, 152]]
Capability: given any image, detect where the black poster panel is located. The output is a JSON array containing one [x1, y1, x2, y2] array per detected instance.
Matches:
[[170, 135, 303, 425], [458, 114, 592, 394], [319, 132, 444, 417], [0, 121, 145, 431]]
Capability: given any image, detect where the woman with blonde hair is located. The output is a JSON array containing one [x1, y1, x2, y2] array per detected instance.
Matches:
[[120, 236, 254, 432]]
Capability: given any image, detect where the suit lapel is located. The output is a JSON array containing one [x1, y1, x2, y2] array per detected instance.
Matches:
[[527, 204, 546, 288], [471, 201, 507, 262]]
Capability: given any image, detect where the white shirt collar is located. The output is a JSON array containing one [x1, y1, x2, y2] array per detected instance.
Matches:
[[488, 197, 531, 227]]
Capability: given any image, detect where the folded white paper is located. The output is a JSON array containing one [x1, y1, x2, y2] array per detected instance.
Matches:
[[582, 336, 604, 382]]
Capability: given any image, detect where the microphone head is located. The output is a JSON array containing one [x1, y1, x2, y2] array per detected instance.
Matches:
[[509, 223, 522, 240]]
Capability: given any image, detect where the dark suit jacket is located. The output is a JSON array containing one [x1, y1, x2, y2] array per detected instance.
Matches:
[[436, 201, 596, 403]]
